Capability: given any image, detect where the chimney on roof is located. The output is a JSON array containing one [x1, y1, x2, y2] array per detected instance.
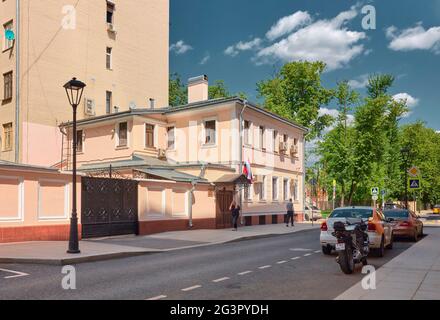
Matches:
[[188, 75, 208, 104], [149, 98, 155, 109]]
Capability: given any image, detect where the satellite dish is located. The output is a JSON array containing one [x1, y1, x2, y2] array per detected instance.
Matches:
[[5, 30, 15, 41]]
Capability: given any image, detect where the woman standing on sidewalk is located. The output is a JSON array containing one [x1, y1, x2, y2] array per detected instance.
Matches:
[[229, 201, 241, 231]]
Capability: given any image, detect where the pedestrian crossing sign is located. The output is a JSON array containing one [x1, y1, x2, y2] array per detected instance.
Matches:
[[408, 179, 421, 190]]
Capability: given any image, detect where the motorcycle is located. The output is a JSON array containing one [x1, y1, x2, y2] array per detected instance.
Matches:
[[332, 219, 370, 274]]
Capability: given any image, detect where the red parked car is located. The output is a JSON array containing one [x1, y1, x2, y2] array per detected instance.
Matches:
[[383, 209, 424, 242]]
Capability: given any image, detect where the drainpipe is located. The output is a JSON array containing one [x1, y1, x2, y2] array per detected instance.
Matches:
[[14, 0, 20, 163], [239, 100, 248, 225], [302, 132, 309, 224]]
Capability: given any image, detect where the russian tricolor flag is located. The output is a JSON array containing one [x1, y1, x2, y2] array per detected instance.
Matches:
[[243, 160, 253, 182]]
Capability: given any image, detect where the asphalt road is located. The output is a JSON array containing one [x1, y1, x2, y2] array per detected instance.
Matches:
[[0, 229, 416, 300]]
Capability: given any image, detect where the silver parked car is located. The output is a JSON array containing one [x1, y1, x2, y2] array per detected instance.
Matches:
[[305, 204, 323, 221]]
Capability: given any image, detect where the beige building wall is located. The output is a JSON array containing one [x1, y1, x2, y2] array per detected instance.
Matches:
[[0, 0, 169, 166]]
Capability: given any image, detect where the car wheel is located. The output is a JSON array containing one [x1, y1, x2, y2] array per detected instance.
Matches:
[[322, 245, 332, 255], [376, 236, 385, 257], [413, 229, 419, 242], [386, 233, 394, 250]]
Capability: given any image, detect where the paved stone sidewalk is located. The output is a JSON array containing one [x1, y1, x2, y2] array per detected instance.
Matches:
[[336, 227, 440, 300], [0, 223, 319, 265]]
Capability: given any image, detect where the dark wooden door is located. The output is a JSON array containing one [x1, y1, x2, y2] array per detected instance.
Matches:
[[216, 190, 233, 229], [81, 177, 139, 238]]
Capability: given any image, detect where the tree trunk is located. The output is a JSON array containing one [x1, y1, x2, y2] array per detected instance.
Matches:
[[348, 180, 357, 205], [340, 182, 345, 207]]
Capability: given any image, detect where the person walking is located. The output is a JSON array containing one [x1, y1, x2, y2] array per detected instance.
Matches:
[[286, 199, 295, 227], [229, 200, 240, 231]]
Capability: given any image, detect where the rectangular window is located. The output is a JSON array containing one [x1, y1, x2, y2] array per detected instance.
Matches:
[[284, 134, 288, 143], [273, 130, 278, 153], [259, 126, 266, 150], [118, 122, 127, 147], [76, 130, 83, 153], [106, 1, 115, 24], [293, 180, 298, 201], [284, 178, 289, 201], [244, 120, 250, 145], [2, 123, 12, 151], [106, 47, 112, 69], [260, 176, 266, 201], [204, 120, 216, 145], [3, 71, 12, 100], [272, 177, 278, 201], [3, 21, 14, 51], [145, 124, 155, 148], [167, 126, 175, 150], [106, 91, 112, 114]]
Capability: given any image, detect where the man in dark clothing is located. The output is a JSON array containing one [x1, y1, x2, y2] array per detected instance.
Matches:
[[229, 201, 240, 231], [286, 199, 295, 227]]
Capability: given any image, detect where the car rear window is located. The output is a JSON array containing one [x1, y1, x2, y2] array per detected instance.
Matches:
[[384, 210, 409, 218], [329, 208, 373, 219]]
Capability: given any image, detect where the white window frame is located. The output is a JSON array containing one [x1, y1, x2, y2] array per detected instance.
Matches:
[[260, 176, 266, 201], [144, 123, 157, 149], [243, 120, 251, 146], [283, 178, 289, 201], [3, 20, 14, 52], [202, 117, 218, 147], [0, 175, 24, 222], [37, 179, 70, 221], [106, 47, 112, 70], [259, 126, 266, 150], [167, 126, 176, 151], [272, 176, 279, 201], [76, 129, 85, 154]]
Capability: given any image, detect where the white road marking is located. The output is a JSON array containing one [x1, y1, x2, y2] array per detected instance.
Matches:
[[146, 295, 167, 301], [212, 277, 230, 283], [181, 285, 202, 292], [291, 257, 301, 260], [238, 271, 253, 276], [0, 268, 29, 279], [277, 260, 288, 264], [258, 265, 272, 269], [303, 253, 313, 257], [290, 248, 313, 252], [315, 250, 321, 253]]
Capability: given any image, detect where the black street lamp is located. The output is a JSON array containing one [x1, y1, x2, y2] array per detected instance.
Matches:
[[64, 77, 86, 254], [400, 146, 411, 210]]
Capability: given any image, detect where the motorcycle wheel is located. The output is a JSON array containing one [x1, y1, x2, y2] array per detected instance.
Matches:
[[338, 248, 354, 274]]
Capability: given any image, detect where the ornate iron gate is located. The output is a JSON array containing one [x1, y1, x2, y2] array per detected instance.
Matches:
[[81, 177, 139, 238]]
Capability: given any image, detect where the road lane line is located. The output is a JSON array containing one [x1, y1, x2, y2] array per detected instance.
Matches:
[[258, 265, 271, 269], [291, 257, 301, 260], [314, 250, 321, 253], [238, 271, 253, 276], [212, 277, 230, 283], [146, 295, 167, 301], [277, 260, 288, 264], [0, 268, 29, 279], [290, 248, 313, 252], [304, 253, 313, 257], [181, 285, 202, 292]]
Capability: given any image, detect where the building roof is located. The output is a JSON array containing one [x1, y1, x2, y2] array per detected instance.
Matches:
[[0, 160, 58, 172], [214, 174, 249, 185], [135, 168, 208, 183], [60, 97, 309, 132]]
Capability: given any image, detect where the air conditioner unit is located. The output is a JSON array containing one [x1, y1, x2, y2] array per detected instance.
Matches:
[[158, 149, 166, 159], [107, 23, 116, 33], [279, 142, 287, 153], [84, 98, 95, 116], [290, 145, 299, 156]]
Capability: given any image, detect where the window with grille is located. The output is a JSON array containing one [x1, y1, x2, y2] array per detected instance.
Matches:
[[145, 124, 155, 148]]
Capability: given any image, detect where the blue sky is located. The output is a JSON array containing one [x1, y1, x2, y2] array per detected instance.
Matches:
[[170, 0, 440, 131]]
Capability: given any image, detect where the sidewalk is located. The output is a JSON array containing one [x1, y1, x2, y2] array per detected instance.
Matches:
[[0, 223, 318, 265], [336, 227, 440, 300]]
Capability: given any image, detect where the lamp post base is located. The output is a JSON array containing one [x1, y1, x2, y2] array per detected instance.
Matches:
[[67, 216, 81, 254]]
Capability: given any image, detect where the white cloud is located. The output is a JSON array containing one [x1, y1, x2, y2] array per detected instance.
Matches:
[[170, 40, 193, 55], [348, 74, 370, 89], [386, 24, 440, 53], [255, 7, 366, 70], [319, 107, 339, 119], [199, 53, 210, 65], [266, 11, 312, 41], [224, 38, 262, 57], [393, 93, 420, 118]]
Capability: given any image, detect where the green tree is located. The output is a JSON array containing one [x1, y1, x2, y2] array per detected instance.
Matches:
[[257, 61, 335, 140], [208, 80, 230, 99], [169, 73, 187, 107]]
